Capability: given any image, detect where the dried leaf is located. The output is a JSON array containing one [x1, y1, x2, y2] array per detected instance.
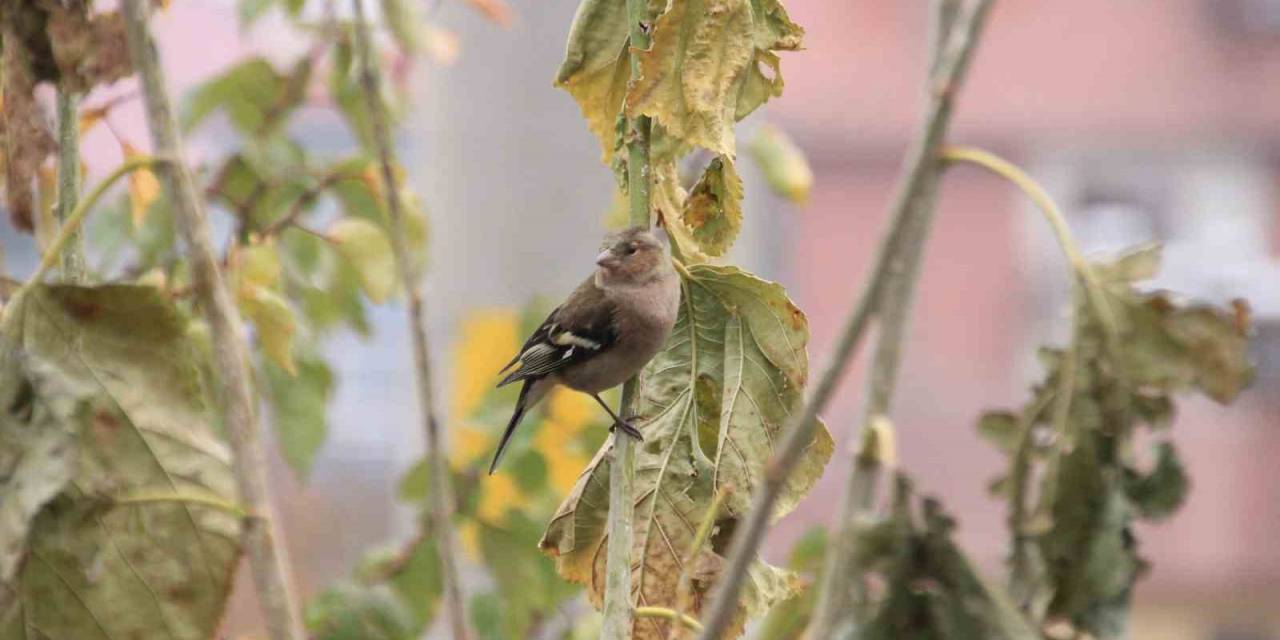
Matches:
[[682, 156, 744, 257], [46, 8, 133, 92], [1, 16, 58, 232], [0, 285, 240, 640], [540, 265, 831, 638]]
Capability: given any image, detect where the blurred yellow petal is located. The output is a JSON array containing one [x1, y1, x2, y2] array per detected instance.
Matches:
[[547, 389, 597, 435], [458, 520, 481, 560], [451, 309, 520, 418], [477, 472, 521, 525], [547, 452, 588, 494], [450, 425, 493, 470]]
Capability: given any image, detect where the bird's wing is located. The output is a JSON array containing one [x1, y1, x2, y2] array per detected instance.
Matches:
[[497, 278, 616, 387]]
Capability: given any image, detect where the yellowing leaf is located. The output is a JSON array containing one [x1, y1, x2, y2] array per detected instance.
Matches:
[[553, 0, 633, 159], [239, 284, 298, 375], [540, 265, 831, 638], [682, 156, 744, 256], [652, 160, 709, 265], [122, 142, 160, 227], [328, 218, 397, 303], [450, 310, 520, 418], [748, 123, 812, 204], [236, 241, 282, 289], [626, 0, 755, 155]]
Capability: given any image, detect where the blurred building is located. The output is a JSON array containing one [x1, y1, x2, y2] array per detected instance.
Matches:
[[769, 2, 1280, 639]]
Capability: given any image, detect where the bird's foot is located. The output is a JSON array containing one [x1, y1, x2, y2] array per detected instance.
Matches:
[[609, 418, 644, 441]]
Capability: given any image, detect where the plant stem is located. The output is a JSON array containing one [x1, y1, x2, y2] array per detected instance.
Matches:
[[119, 4, 306, 640], [114, 491, 249, 518], [348, 2, 471, 638], [696, 2, 996, 638], [602, 0, 655, 637], [636, 607, 705, 632], [806, 1, 960, 635], [14, 156, 162, 304], [54, 88, 86, 283], [670, 486, 730, 640]]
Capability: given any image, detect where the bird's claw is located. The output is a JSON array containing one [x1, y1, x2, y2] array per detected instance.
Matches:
[[609, 418, 644, 441]]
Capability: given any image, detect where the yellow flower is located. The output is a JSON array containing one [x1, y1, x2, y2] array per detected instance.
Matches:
[[450, 424, 493, 470], [451, 309, 520, 419], [477, 472, 522, 525], [546, 451, 589, 494], [546, 389, 597, 436], [458, 520, 482, 560]]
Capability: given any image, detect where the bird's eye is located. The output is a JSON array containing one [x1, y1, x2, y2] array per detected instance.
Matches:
[[625, 244, 638, 255]]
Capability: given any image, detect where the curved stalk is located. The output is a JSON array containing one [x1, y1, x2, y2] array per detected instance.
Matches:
[[636, 607, 705, 632], [697, 2, 997, 638], [120, 3, 307, 638], [348, 1, 472, 638], [939, 145, 1119, 345], [114, 491, 249, 518], [14, 156, 165, 305]]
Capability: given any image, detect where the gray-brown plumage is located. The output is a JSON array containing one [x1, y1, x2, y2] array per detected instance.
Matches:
[[490, 227, 681, 474]]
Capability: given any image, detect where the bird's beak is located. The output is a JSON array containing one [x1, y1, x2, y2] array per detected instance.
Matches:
[[595, 250, 617, 268]]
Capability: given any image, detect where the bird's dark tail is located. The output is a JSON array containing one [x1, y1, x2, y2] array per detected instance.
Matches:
[[489, 379, 533, 475]]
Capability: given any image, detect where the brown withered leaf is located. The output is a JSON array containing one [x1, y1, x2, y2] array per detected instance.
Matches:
[[682, 156, 744, 257], [1, 17, 58, 232]]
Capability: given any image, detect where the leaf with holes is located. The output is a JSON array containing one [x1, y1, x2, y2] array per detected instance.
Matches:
[[682, 156, 744, 257], [0, 285, 240, 640], [539, 265, 832, 639]]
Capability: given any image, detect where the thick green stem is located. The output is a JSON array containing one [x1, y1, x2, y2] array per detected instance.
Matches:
[[119, 3, 306, 639], [54, 88, 85, 282], [602, 0, 653, 635], [697, 2, 996, 638], [348, 2, 471, 638]]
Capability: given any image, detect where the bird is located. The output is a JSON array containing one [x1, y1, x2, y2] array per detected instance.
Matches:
[[489, 226, 682, 475]]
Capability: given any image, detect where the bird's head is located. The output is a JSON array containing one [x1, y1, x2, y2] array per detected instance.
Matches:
[[595, 227, 668, 286]]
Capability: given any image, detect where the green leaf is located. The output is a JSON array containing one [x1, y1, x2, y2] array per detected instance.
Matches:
[[1123, 441, 1188, 521], [380, 0, 425, 54], [976, 411, 1021, 454], [182, 57, 310, 135], [1116, 293, 1253, 403], [239, 283, 299, 374], [0, 285, 240, 640], [306, 581, 417, 640], [357, 535, 443, 634], [264, 353, 334, 480], [469, 592, 505, 640], [540, 265, 832, 639], [860, 476, 1041, 640], [748, 123, 812, 204], [682, 156, 744, 257], [328, 218, 398, 303]]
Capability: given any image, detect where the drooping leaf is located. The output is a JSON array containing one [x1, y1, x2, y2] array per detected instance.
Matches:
[[1, 13, 58, 232], [239, 283, 299, 374], [1123, 441, 1188, 521], [652, 160, 709, 264], [553, 0, 638, 159], [0, 285, 240, 640], [859, 476, 1040, 640], [624, 0, 803, 155], [264, 352, 334, 480], [748, 123, 812, 204], [625, 0, 756, 156], [682, 156, 744, 257], [540, 265, 832, 638], [329, 218, 398, 303]]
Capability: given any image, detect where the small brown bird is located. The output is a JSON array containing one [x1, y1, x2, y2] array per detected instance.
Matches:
[[490, 227, 682, 474]]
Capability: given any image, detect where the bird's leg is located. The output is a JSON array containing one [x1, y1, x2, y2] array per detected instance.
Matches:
[[591, 393, 644, 441]]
